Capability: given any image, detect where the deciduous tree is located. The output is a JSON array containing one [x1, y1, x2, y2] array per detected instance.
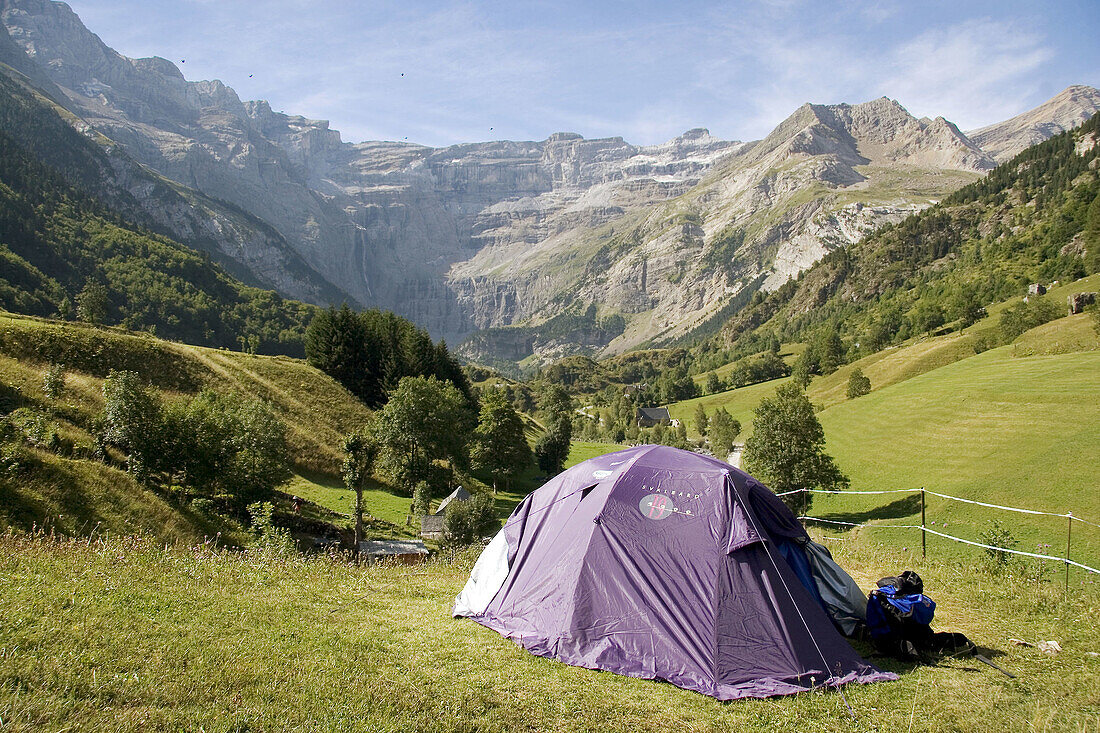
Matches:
[[708, 408, 741, 456], [846, 368, 871, 399], [534, 415, 572, 476], [743, 382, 848, 512], [343, 427, 379, 547], [372, 376, 474, 491], [471, 389, 532, 491]]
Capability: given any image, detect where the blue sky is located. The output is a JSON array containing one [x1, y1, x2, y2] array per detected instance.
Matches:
[[66, 0, 1099, 147]]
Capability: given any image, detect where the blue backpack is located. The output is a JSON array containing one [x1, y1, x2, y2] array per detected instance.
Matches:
[[866, 583, 936, 639], [866, 570, 974, 662], [866, 571, 938, 658]]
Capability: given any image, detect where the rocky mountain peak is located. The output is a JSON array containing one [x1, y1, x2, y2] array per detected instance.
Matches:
[[130, 56, 184, 81], [968, 84, 1100, 162], [2, 0, 120, 88]]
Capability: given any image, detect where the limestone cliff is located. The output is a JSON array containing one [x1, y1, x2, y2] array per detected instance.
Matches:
[[2, 0, 1096, 366]]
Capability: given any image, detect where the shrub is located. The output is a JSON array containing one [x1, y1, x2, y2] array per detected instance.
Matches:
[[42, 363, 65, 400], [999, 296, 1061, 341], [8, 408, 66, 454], [978, 520, 1018, 572], [410, 480, 432, 516], [190, 497, 217, 515], [247, 501, 296, 557], [846, 368, 871, 399], [102, 370, 161, 483], [442, 494, 497, 548]]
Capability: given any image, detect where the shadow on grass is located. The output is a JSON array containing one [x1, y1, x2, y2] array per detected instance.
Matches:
[[851, 637, 1009, 681], [812, 494, 923, 533]]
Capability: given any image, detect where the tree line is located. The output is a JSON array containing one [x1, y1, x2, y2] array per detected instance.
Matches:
[[305, 305, 471, 409]]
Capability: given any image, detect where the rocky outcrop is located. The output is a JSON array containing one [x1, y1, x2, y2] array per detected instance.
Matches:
[[968, 85, 1100, 163]]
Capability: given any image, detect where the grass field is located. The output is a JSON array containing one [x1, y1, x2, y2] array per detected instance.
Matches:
[[665, 304, 1100, 568], [669, 377, 793, 440], [815, 346, 1100, 565], [565, 440, 627, 468], [0, 530, 1096, 732]]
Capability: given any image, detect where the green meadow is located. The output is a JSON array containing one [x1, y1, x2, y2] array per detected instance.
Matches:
[[667, 299, 1100, 567], [0, 529, 1096, 732]]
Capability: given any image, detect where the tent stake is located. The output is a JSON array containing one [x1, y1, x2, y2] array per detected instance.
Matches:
[[920, 488, 926, 559]]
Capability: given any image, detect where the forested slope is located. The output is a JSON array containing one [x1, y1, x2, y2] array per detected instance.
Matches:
[[713, 113, 1100, 359]]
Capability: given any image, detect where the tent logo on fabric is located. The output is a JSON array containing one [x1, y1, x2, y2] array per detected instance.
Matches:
[[638, 485, 702, 519], [638, 490, 686, 519], [640, 493, 675, 519]]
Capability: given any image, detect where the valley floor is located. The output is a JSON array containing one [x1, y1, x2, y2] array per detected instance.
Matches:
[[0, 530, 1097, 732]]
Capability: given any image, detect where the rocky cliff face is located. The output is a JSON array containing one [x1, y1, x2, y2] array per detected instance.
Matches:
[[2, 0, 1096, 365]]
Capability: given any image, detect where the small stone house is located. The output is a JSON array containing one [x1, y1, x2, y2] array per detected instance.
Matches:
[[420, 486, 472, 540], [636, 407, 672, 427]]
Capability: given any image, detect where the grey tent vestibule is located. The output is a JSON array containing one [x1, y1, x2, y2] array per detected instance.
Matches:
[[454, 445, 893, 701]]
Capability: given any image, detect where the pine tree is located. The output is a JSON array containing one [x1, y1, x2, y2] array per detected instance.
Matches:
[[693, 403, 709, 437]]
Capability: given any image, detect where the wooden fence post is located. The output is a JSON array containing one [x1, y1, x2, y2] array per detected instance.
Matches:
[[1066, 513, 1072, 598], [920, 487, 927, 559]]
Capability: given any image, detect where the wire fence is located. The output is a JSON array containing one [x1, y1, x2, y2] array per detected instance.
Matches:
[[776, 487, 1100, 581]]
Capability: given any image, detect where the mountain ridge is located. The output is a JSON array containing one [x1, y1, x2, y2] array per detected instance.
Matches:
[[968, 84, 1100, 163], [1, 0, 1096, 367]]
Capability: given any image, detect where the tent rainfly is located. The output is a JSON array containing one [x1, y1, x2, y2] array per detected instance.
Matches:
[[454, 445, 894, 700]]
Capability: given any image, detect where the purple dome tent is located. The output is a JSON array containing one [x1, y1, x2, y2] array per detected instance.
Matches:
[[454, 445, 895, 700]]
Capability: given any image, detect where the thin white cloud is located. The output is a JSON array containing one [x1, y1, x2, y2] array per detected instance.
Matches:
[[877, 19, 1053, 130], [60, 1, 1086, 148]]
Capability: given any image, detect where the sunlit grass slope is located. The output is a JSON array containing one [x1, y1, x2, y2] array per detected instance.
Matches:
[[0, 531, 1096, 732], [0, 311, 372, 541], [666, 306, 1100, 564], [816, 345, 1100, 564]]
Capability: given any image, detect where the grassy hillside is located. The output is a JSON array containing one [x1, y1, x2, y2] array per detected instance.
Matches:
[[667, 301, 1100, 565], [1, 530, 1095, 732], [818, 345, 1100, 561], [0, 311, 372, 543], [672, 272, 1100, 427]]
